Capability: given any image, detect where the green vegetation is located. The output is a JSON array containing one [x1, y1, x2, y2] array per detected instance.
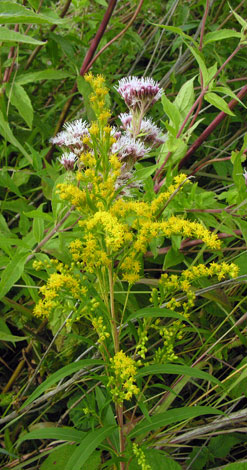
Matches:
[[1, 1, 247, 469]]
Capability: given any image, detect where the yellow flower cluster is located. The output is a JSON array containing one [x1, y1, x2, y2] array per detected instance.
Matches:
[[132, 444, 151, 470], [91, 316, 110, 344], [153, 319, 184, 363], [33, 269, 87, 318], [70, 234, 110, 273], [150, 173, 190, 214], [57, 183, 86, 209], [85, 73, 110, 125], [108, 350, 140, 402]]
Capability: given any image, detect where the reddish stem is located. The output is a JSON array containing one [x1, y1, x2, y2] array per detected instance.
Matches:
[[179, 83, 247, 169]]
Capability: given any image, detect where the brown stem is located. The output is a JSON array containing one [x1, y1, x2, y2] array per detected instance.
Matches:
[[84, 0, 144, 72], [45, 0, 118, 162], [179, 83, 247, 169], [3, 25, 19, 84]]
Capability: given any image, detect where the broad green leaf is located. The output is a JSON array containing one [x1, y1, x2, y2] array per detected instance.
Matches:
[[17, 427, 85, 446], [129, 406, 222, 437], [0, 332, 27, 342], [161, 94, 181, 132], [6, 83, 33, 128], [127, 307, 192, 323], [205, 92, 235, 116], [24, 209, 53, 222], [0, 111, 32, 163], [0, 27, 45, 45], [21, 359, 104, 409], [137, 364, 221, 386], [33, 217, 44, 243], [174, 77, 195, 120], [224, 463, 247, 470], [40, 445, 77, 470], [0, 250, 28, 300], [134, 164, 157, 180], [16, 69, 73, 85], [230, 6, 247, 29], [0, 2, 67, 24], [212, 85, 246, 108], [64, 426, 116, 470], [0, 170, 22, 197], [204, 29, 241, 45]]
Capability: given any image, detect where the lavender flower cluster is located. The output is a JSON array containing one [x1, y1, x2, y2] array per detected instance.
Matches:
[[51, 76, 166, 194]]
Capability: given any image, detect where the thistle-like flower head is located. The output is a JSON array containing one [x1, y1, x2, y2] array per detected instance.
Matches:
[[116, 76, 163, 112], [112, 135, 148, 163], [59, 152, 77, 170], [50, 119, 89, 155]]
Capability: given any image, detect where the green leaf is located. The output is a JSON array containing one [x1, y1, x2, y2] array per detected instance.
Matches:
[[0, 27, 45, 45], [224, 463, 247, 470], [16, 69, 73, 85], [40, 444, 77, 470], [0, 250, 28, 300], [152, 24, 197, 46], [127, 307, 192, 323], [204, 29, 241, 45], [208, 434, 242, 459], [174, 77, 195, 120], [0, 2, 67, 24], [205, 92, 235, 116], [6, 83, 33, 128], [129, 406, 222, 437], [0, 329, 27, 343], [212, 85, 246, 108], [0, 111, 32, 163], [33, 217, 44, 243], [161, 94, 181, 132], [186, 44, 208, 85], [137, 364, 221, 386], [17, 427, 85, 446], [64, 426, 116, 470], [24, 209, 53, 222], [21, 359, 104, 409]]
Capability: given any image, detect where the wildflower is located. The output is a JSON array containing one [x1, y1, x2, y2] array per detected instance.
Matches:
[[120, 114, 166, 147], [108, 351, 139, 402], [111, 135, 148, 164], [59, 152, 77, 170], [116, 76, 163, 112], [50, 119, 89, 155]]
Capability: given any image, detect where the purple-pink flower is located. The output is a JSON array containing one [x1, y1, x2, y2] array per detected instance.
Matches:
[[116, 76, 163, 112], [50, 119, 89, 155], [59, 152, 77, 170]]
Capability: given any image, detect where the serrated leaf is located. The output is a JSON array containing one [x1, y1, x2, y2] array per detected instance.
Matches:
[[205, 92, 235, 116], [16, 69, 73, 85], [0, 2, 67, 24], [0, 27, 45, 45], [6, 83, 33, 128]]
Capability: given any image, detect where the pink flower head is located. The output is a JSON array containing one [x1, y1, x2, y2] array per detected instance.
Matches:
[[116, 76, 163, 112], [243, 170, 247, 186], [59, 152, 77, 170], [50, 119, 89, 155], [112, 135, 148, 163]]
